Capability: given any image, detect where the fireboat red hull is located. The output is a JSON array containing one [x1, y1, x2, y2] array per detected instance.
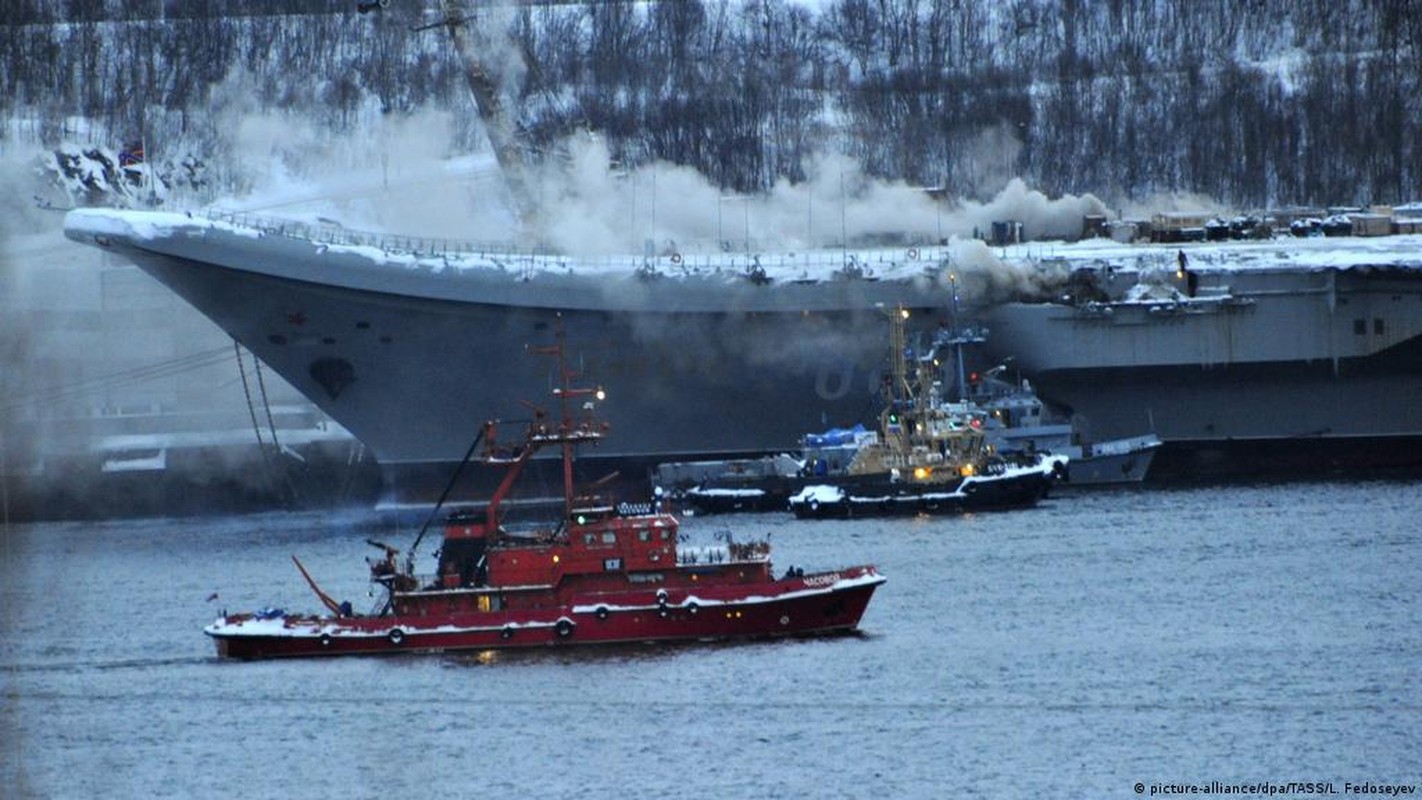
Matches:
[[206, 566, 883, 660]]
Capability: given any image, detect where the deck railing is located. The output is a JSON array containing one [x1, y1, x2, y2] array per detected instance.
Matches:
[[202, 208, 947, 278]]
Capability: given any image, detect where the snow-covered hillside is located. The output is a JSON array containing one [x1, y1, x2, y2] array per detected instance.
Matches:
[[3, 0, 1418, 211]]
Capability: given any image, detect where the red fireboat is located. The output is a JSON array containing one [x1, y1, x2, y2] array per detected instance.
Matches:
[[205, 330, 886, 659]]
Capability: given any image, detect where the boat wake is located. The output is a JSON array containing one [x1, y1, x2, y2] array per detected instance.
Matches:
[[4, 654, 213, 674], [433, 627, 878, 668]]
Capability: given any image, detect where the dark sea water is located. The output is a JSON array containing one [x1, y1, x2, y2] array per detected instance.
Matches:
[[2, 481, 1419, 799]]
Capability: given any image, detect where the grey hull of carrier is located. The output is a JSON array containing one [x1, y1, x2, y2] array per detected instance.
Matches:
[[981, 252, 1422, 479], [64, 209, 957, 501]]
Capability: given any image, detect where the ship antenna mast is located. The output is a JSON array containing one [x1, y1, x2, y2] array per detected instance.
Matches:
[[939, 272, 985, 403], [951, 273, 968, 402], [888, 304, 911, 405], [526, 318, 606, 515]]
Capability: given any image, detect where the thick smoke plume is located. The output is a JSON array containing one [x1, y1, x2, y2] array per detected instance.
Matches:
[[519, 137, 1108, 258], [196, 95, 1105, 271], [192, 107, 1104, 310]]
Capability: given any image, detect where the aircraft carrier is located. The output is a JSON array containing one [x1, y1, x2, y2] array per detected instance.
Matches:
[[63, 208, 962, 502], [62, 209, 1422, 496]]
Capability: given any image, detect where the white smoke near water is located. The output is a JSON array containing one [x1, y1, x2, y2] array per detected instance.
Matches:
[[1, 144, 66, 440]]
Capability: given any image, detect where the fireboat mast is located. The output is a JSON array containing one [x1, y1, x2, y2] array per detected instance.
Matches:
[[526, 327, 606, 513]]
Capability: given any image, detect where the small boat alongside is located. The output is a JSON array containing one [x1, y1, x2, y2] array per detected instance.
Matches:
[[205, 331, 885, 659], [661, 307, 1067, 518], [969, 366, 1162, 486], [783, 370, 1065, 519], [788, 454, 1062, 519]]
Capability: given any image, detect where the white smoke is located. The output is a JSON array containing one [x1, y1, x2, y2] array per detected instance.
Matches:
[[957, 121, 1026, 200], [0, 142, 61, 239], [189, 68, 516, 240], [179, 104, 1102, 310], [950, 177, 1108, 241], [525, 139, 1107, 257], [943, 238, 1072, 303], [1115, 190, 1227, 221], [475, 5, 529, 103], [167, 65, 1111, 266]]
